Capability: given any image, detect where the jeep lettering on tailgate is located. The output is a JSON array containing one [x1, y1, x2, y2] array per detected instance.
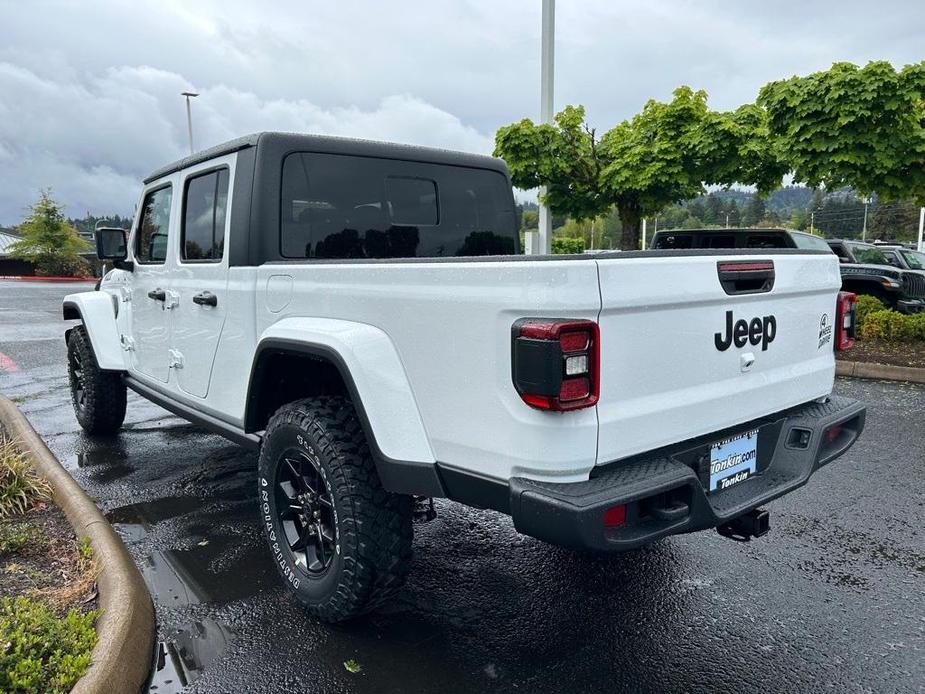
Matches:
[[715, 311, 777, 352]]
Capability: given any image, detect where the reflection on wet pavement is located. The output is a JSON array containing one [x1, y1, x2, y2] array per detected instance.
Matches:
[[149, 619, 235, 693]]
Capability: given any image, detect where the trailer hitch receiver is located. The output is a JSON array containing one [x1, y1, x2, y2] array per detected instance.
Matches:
[[717, 508, 770, 542]]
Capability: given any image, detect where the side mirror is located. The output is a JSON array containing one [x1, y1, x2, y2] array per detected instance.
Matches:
[[95, 227, 133, 271]]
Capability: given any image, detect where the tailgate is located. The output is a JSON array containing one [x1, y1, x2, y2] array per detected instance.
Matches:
[[595, 251, 841, 465]]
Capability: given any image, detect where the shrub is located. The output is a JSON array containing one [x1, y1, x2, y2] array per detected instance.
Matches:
[[0, 437, 51, 518], [0, 597, 97, 694], [0, 522, 33, 557], [552, 237, 585, 254], [860, 309, 916, 342], [36, 255, 91, 278], [853, 294, 885, 332]]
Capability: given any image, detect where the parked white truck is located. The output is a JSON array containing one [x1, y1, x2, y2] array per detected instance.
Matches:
[[63, 133, 865, 621]]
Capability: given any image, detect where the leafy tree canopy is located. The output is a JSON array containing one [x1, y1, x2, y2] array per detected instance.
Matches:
[[495, 88, 786, 250], [759, 60, 925, 203]]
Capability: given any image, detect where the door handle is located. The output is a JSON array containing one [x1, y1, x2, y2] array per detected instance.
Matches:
[[192, 291, 218, 307], [147, 288, 166, 301]]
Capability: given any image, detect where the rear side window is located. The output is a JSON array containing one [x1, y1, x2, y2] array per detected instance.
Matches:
[[791, 233, 833, 252], [386, 177, 438, 225], [280, 153, 516, 259], [182, 168, 229, 261], [705, 234, 736, 248], [652, 233, 693, 249], [745, 234, 788, 248], [135, 185, 173, 264]]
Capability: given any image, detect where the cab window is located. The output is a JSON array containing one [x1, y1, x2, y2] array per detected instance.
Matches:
[[135, 185, 173, 264], [791, 233, 832, 252], [182, 168, 229, 261]]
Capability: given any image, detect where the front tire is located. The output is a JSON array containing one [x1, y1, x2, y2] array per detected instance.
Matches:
[[258, 396, 413, 622], [67, 325, 127, 435]]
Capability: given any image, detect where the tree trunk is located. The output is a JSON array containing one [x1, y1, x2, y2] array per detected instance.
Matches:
[[617, 201, 642, 251]]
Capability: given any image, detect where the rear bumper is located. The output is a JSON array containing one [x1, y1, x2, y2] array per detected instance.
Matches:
[[508, 396, 865, 551]]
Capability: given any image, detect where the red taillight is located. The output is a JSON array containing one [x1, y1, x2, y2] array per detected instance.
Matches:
[[603, 504, 626, 528], [512, 319, 600, 412], [835, 291, 856, 351]]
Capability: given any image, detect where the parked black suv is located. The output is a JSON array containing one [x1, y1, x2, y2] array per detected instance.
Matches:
[[826, 240, 925, 313]]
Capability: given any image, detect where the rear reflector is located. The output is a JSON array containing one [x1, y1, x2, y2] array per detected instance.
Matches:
[[835, 291, 857, 351], [603, 504, 626, 528], [512, 319, 600, 412]]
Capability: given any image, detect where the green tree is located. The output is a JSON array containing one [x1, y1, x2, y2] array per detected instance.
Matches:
[[759, 60, 925, 203], [9, 191, 91, 276], [725, 199, 741, 226], [704, 194, 725, 225], [495, 88, 786, 250], [742, 196, 767, 226]]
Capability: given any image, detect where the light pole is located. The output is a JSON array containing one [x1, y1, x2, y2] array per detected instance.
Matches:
[[181, 91, 199, 155], [861, 197, 870, 241], [536, 0, 555, 255], [918, 207, 924, 253]]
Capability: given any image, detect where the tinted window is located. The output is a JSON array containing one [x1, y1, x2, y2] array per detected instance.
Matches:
[[791, 232, 832, 251], [830, 244, 850, 261], [746, 233, 788, 248], [280, 153, 516, 259], [386, 177, 437, 225], [705, 234, 736, 248], [182, 169, 229, 261], [652, 233, 693, 249], [135, 186, 173, 264]]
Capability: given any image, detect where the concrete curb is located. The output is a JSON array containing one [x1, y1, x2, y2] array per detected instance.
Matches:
[[0, 395, 153, 694], [836, 359, 925, 384]]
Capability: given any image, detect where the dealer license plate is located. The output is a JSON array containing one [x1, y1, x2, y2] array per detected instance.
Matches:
[[708, 430, 758, 493]]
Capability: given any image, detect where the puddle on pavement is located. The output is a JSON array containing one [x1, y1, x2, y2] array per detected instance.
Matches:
[[107, 497, 278, 606], [148, 618, 235, 693], [67, 445, 135, 482]]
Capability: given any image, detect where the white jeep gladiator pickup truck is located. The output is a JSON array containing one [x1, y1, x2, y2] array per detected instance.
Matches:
[[63, 132, 866, 622]]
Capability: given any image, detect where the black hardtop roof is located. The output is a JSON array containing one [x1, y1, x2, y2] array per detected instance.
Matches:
[[144, 132, 507, 184]]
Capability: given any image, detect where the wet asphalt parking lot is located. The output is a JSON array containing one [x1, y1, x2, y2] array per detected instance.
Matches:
[[1, 279, 923, 693]]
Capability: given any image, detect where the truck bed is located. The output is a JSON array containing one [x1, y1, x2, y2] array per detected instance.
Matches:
[[243, 248, 839, 485]]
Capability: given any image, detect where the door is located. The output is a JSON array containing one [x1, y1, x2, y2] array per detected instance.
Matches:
[[129, 183, 175, 382], [169, 163, 231, 398]]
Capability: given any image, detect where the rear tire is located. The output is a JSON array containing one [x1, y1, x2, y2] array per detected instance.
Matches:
[[67, 325, 127, 435], [257, 396, 413, 622]]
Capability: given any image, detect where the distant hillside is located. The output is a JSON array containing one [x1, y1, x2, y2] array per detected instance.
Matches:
[[709, 186, 814, 219]]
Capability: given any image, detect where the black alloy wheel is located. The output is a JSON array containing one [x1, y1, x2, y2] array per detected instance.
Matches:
[[275, 451, 338, 575]]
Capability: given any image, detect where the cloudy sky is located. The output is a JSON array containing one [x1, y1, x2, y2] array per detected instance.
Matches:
[[0, 0, 922, 224]]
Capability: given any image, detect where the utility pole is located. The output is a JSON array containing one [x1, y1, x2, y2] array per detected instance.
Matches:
[[918, 207, 924, 253], [181, 92, 199, 155], [810, 211, 815, 234], [536, 0, 555, 255], [862, 197, 870, 241], [641, 218, 647, 250]]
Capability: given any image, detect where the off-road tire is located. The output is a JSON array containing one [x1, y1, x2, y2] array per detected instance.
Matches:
[[257, 396, 413, 622], [67, 325, 127, 435]]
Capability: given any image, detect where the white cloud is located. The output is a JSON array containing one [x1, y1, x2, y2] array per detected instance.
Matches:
[[0, 62, 494, 224]]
